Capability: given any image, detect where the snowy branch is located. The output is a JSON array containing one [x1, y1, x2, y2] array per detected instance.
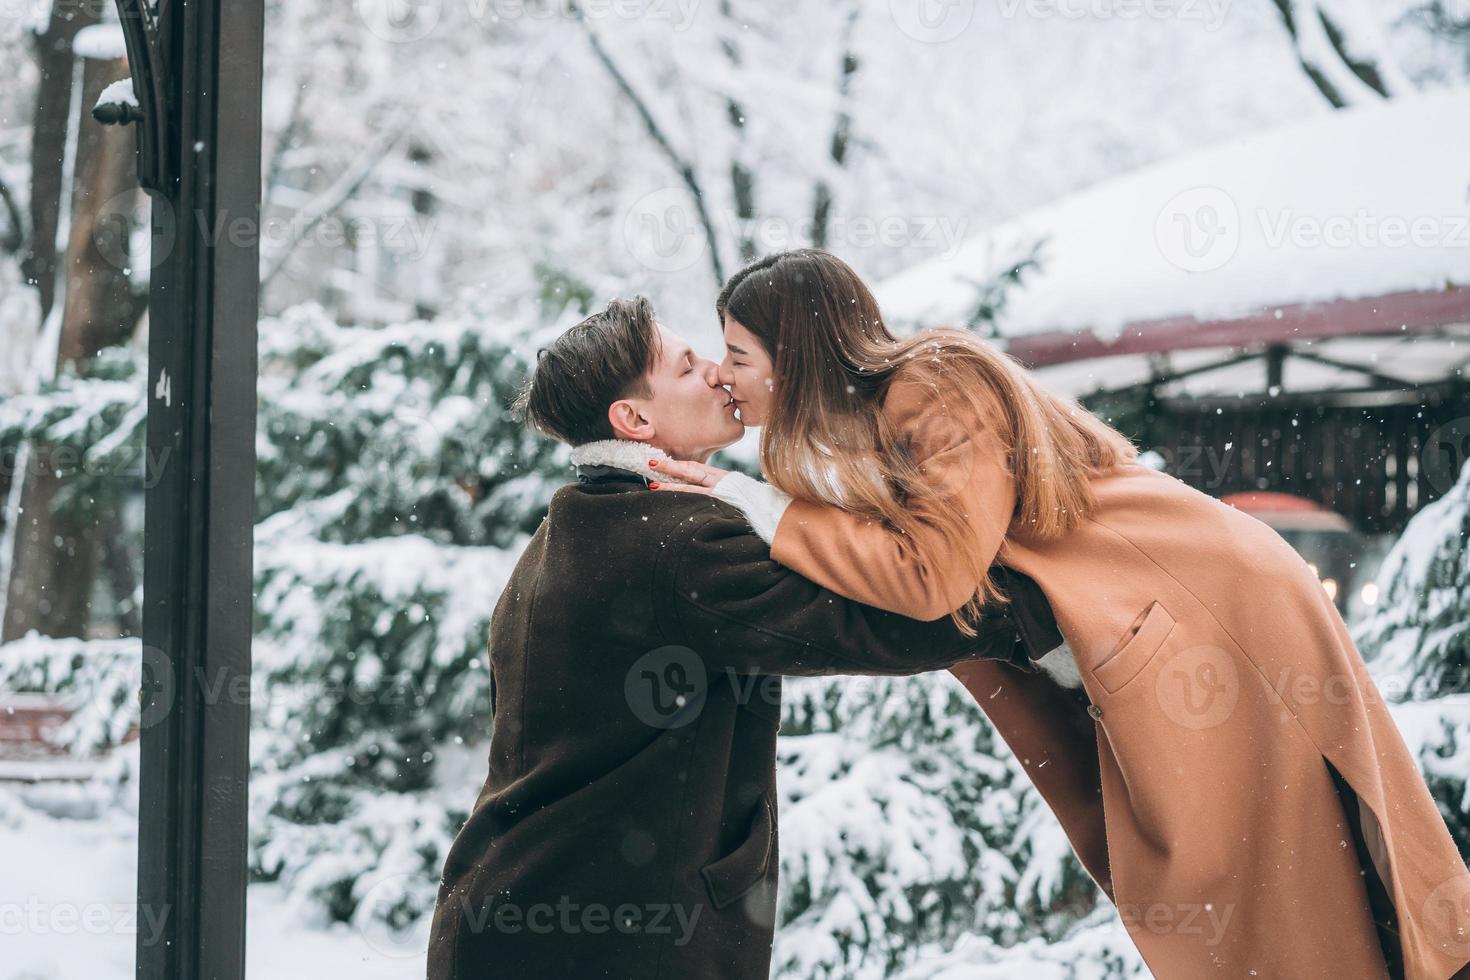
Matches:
[[0, 171, 23, 254], [261, 70, 312, 219], [1269, 0, 1408, 108], [572, 3, 726, 285], [259, 111, 412, 288], [812, 1, 861, 250]]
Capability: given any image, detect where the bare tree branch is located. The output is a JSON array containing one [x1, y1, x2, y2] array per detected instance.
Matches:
[[259, 112, 411, 288], [23, 1, 101, 320], [1317, 8, 1392, 97], [1268, 0, 1403, 108], [813, 1, 862, 249], [720, 0, 757, 262], [262, 68, 313, 217], [0, 171, 23, 255], [1270, 0, 1350, 107], [572, 3, 726, 285]]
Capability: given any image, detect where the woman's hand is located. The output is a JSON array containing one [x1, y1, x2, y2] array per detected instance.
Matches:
[[648, 458, 730, 495]]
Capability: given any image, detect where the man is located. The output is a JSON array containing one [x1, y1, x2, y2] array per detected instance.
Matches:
[[425, 297, 1063, 980]]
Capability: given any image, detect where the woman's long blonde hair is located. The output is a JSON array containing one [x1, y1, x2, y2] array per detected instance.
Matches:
[[717, 249, 1139, 636]]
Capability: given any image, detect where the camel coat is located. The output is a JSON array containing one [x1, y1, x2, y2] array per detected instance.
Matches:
[[765, 365, 1470, 979]]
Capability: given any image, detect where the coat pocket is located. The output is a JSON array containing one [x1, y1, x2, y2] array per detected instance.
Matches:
[[1092, 600, 1176, 695], [699, 792, 775, 911]]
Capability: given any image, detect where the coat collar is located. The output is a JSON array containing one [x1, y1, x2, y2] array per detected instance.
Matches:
[[568, 439, 695, 487]]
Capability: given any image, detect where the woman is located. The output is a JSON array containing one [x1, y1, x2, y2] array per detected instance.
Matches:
[[651, 248, 1470, 979]]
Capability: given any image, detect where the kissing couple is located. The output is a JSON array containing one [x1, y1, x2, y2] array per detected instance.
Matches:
[[428, 249, 1470, 980]]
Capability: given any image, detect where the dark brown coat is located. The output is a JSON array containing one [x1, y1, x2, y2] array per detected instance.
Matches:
[[425, 467, 1053, 980]]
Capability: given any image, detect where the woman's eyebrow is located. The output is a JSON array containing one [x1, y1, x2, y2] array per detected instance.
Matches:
[[726, 343, 749, 355]]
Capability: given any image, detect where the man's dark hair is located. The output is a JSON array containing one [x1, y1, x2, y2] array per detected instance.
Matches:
[[511, 297, 661, 446]]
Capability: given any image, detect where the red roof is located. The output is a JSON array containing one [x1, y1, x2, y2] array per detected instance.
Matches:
[[1222, 492, 1352, 530]]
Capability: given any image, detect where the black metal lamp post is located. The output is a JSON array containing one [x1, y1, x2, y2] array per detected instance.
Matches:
[[98, 1, 263, 977]]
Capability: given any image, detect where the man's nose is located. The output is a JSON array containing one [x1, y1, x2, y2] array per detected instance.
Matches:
[[713, 360, 734, 386], [703, 360, 725, 386]]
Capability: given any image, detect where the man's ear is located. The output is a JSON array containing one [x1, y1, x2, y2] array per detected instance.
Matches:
[[607, 398, 655, 441]]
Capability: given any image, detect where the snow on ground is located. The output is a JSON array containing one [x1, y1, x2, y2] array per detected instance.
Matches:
[[0, 786, 430, 979], [0, 791, 140, 979], [878, 87, 1470, 340], [2, 697, 1464, 979], [1, 780, 1140, 979], [894, 908, 1149, 979], [247, 883, 431, 980]]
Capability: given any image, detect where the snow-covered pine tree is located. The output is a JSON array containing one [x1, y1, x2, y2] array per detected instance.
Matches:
[[0, 345, 149, 791], [1355, 455, 1470, 699], [769, 670, 1110, 979], [247, 302, 570, 927], [1354, 454, 1470, 860], [0, 301, 572, 931]]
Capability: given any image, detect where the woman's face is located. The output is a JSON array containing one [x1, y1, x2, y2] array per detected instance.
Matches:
[[718, 313, 776, 427]]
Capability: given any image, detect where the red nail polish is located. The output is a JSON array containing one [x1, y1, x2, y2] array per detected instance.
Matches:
[[649, 482, 661, 489], [648, 460, 658, 467]]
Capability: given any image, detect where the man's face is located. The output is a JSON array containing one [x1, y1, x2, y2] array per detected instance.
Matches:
[[607, 323, 744, 461]]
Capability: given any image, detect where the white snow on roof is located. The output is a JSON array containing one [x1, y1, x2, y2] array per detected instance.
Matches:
[[73, 23, 127, 62], [879, 88, 1470, 341], [1033, 327, 1470, 401]]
